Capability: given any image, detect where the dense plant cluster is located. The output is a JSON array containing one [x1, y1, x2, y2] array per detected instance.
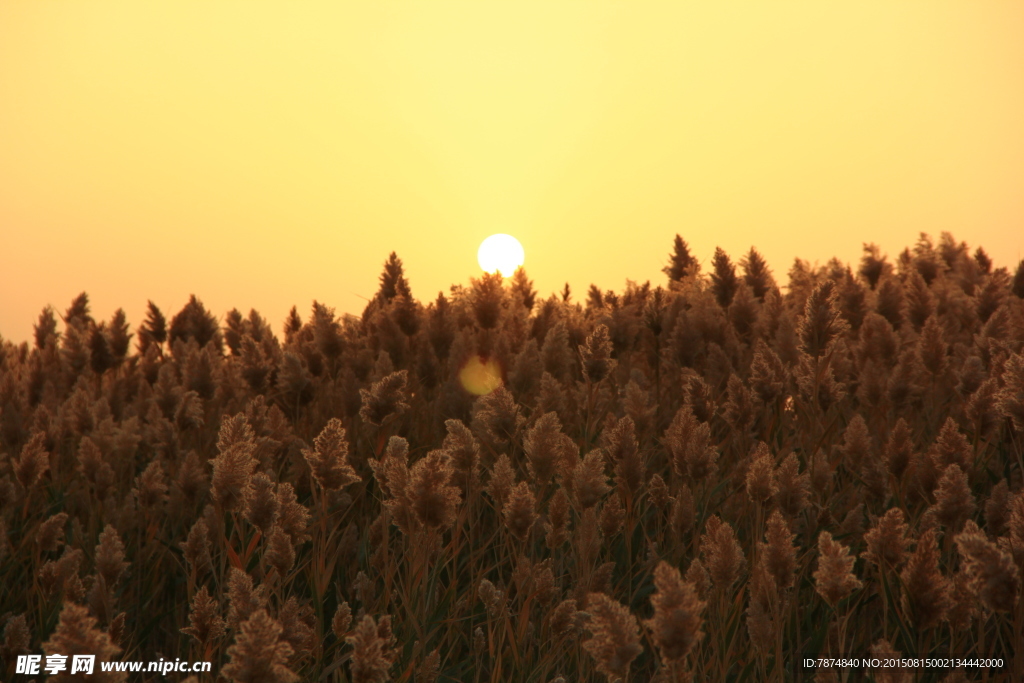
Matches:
[[2, 233, 1024, 682]]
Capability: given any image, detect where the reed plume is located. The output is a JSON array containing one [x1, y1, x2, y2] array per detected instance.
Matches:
[[181, 585, 226, 647], [644, 561, 706, 664], [581, 592, 643, 683], [42, 601, 125, 683], [211, 414, 258, 512], [862, 508, 910, 572], [222, 609, 299, 683], [359, 370, 409, 426], [954, 520, 1019, 613], [302, 418, 360, 491], [899, 528, 950, 630], [346, 614, 398, 683], [813, 531, 862, 608], [700, 515, 744, 594]]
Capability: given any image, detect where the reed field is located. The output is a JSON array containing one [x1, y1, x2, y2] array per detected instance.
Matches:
[[2, 232, 1024, 683]]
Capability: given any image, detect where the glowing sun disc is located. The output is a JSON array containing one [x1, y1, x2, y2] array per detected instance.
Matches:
[[477, 234, 525, 277]]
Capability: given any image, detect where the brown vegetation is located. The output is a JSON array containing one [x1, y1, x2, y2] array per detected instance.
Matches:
[[2, 235, 1024, 682]]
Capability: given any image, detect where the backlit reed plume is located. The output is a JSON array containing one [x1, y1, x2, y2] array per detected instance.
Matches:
[[77, 435, 114, 499], [43, 601, 125, 683], [684, 558, 711, 602], [278, 597, 315, 663], [346, 614, 398, 683], [749, 340, 786, 405], [180, 517, 212, 577], [548, 598, 579, 639], [644, 561, 706, 664], [573, 449, 610, 510], [95, 524, 129, 590], [648, 473, 671, 513], [14, 431, 49, 491], [265, 526, 295, 579], [946, 568, 980, 633], [954, 520, 1019, 613], [581, 592, 643, 683], [442, 418, 479, 490], [39, 547, 85, 601], [929, 464, 975, 531], [504, 481, 537, 542], [368, 435, 409, 501], [244, 472, 279, 536], [763, 510, 797, 591], [772, 453, 810, 518], [472, 386, 524, 446], [840, 414, 871, 474], [132, 459, 169, 512], [181, 585, 226, 647], [485, 454, 516, 511], [883, 418, 913, 481], [545, 487, 571, 549], [221, 609, 299, 683], [408, 450, 460, 532], [524, 411, 574, 485], [1, 613, 30, 663], [861, 508, 910, 572], [581, 324, 616, 383], [666, 487, 695, 540], [302, 418, 360, 491], [275, 483, 310, 545], [664, 407, 718, 483], [38, 512, 68, 553], [813, 531, 862, 608], [930, 418, 972, 473], [798, 281, 849, 358], [601, 415, 644, 498], [478, 578, 507, 618], [996, 352, 1024, 431], [699, 515, 744, 593], [899, 528, 950, 630], [332, 602, 353, 639], [227, 568, 267, 630], [745, 442, 776, 504], [211, 414, 258, 512], [358, 370, 409, 426], [176, 450, 208, 507], [602, 493, 626, 538]]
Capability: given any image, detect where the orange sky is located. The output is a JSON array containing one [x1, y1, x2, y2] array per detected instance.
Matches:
[[2, 2, 1023, 343]]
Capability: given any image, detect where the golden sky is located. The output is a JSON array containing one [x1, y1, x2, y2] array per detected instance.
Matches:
[[2, 2, 1023, 343]]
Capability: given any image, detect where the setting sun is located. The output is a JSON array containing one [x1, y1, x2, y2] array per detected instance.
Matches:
[[477, 233, 525, 277]]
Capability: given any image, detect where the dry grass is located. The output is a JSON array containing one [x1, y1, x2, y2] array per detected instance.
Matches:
[[1, 235, 1024, 682]]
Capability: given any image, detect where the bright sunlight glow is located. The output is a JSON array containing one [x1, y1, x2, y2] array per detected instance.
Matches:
[[477, 234, 525, 277]]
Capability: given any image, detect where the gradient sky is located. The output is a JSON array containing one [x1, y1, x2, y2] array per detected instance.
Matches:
[[2, 2, 1023, 343]]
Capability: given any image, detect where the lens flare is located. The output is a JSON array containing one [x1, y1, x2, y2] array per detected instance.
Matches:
[[458, 356, 503, 396]]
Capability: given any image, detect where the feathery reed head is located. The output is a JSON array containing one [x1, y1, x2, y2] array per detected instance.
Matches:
[[581, 592, 643, 683], [862, 508, 910, 572], [346, 614, 398, 683], [222, 609, 299, 683], [954, 520, 1019, 613], [813, 531, 862, 608], [899, 528, 950, 630], [359, 370, 409, 426], [302, 418, 360, 491], [644, 561, 706, 664]]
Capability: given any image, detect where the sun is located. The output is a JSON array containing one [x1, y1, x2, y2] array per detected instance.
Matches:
[[477, 234, 525, 277]]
